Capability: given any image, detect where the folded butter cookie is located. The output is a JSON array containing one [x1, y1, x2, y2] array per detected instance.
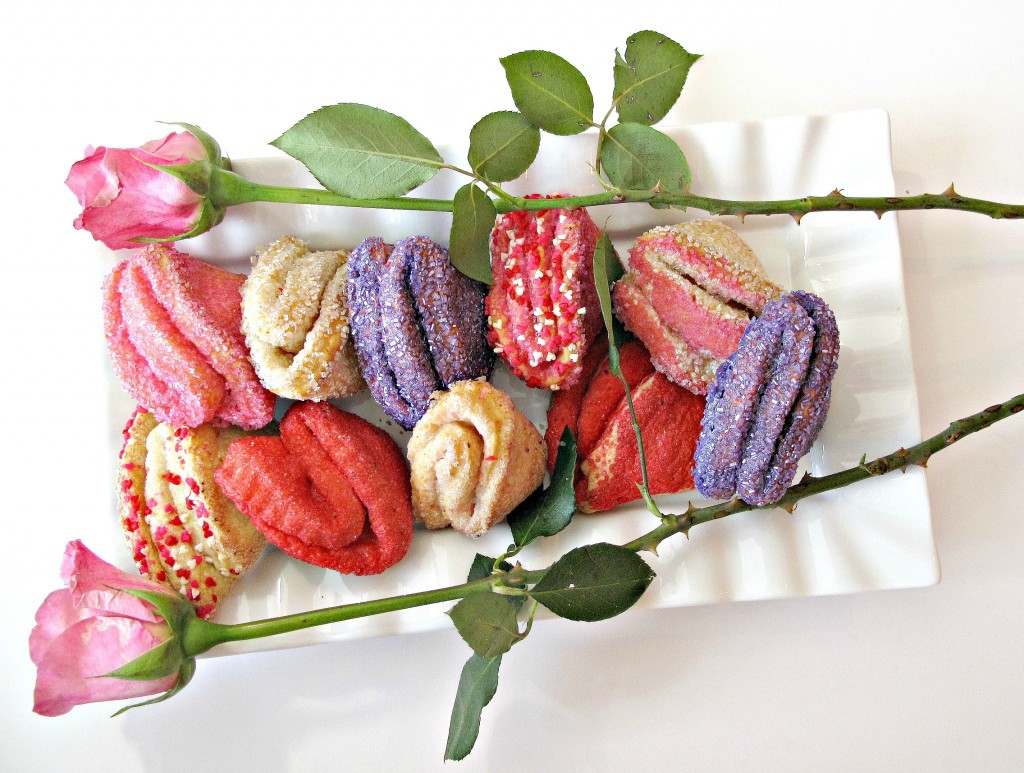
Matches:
[[215, 402, 414, 575], [118, 409, 267, 619], [613, 221, 782, 394], [407, 379, 546, 536], [694, 291, 840, 505], [242, 236, 364, 401], [545, 338, 706, 512], [486, 197, 603, 391]]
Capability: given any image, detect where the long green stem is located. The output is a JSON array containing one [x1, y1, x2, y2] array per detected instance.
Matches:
[[214, 170, 456, 212], [183, 568, 545, 655], [652, 186, 1024, 222], [619, 382, 655, 514], [215, 169, 1024, 220], [182, 392, 1022, 658]]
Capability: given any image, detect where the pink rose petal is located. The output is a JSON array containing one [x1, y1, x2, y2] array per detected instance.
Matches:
[[32, 616, 176, 717]]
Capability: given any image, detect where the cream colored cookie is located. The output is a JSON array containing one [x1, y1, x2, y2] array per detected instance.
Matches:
[[242, 236, 364, 401], [117, 410, 267, 618], [407, 379, 546, 537]]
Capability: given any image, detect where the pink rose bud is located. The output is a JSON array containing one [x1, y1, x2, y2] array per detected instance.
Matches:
[[30, 541, 192, 716], [65, 128, 222, 250]]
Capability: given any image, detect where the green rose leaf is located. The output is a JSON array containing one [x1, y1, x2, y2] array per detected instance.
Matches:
[[507, 428, 577, 549], [467, 553, 509, 583], [270, 103, 443, 199], [465, 554, 526, 614], [449, 183, 496, 285], [592, 234, 625, 375], [600, 123, 692, 194], [501, 50, 595, 136], [530, 543, 655, 622], [468, 111, 541, 182], [448, 593, 526, 658], [445, 654, 502, 762], [594, 231, 625, 288], [613, 31, 701, 125]]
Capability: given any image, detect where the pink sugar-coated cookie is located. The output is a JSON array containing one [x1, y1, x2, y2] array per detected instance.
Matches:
[[486, 197, 603, 390], [103, 245, 275, 430], [629, 248, 750, 359], [628, 223, 782, 360], [612, 276, 720, 394], [615, 221, 783, 394], [633, 225, 780, 312]]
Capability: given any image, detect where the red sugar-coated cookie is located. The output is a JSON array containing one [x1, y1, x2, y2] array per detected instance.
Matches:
[[103, 244, 275, 430], [215, 402, 413, 576], [579, 368, 705, 513], [545, 339, 706, 512], [543, 334, 607, 471], [486, 197, 602, 390], [574, 341, 656, 459]]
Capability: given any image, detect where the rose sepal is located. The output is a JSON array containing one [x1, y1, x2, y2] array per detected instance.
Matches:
[[142, 120, 231, 195], [106, 638, 184, 682], [129, 158, 228, 244], [110, 658, 196, 717], [128, 194, 226, 245], [148, 158, 215, 196], [137, 121, 233, 241], [121, 587, 197, 624], [161, 121, 230, 171], [102, 587, 200, 715], [102, 587, 195, 682]]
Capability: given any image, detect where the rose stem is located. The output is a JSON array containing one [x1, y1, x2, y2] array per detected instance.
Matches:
[[214, 170, 1024, 220], [182, 390, 1023, 657]]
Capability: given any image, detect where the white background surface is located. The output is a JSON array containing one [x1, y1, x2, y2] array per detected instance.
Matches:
[[3, 2, 1022, 771]]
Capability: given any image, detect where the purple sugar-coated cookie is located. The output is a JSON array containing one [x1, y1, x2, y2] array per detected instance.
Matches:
[[735, 298, 816, 505], [693, 291, 840, 505], [405, 237, 491, 387], [693, 299, 794, 498], [348, 237, 423, 429], [758, 291, 840, 503], [348, 235, 491, 430]]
